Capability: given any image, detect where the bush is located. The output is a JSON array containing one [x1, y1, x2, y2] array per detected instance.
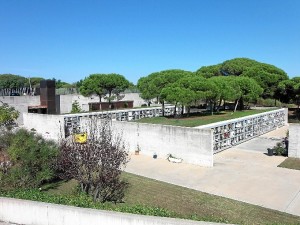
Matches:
[[256, 98, 282, 107], [0, 130, 14, 151], [273, 142, 286, 156], [0, 102, 19, 129], [0, 129, 58, 189], [57, 119, 129, 203]]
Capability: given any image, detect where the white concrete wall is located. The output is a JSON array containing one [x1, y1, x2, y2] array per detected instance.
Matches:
[[59, 94, 95, 114], [288, 123, 300, 158], [0, 198, 219, 225], [121, 93, 149, 107], [23, 112, 213, 167], [116, 122, 213, 167], [0, 96, 40, 124], [22, 113, 64, 140], [59, 93, 149, 114], [80, 119, 213, 167], [1, 93, 148, 123]]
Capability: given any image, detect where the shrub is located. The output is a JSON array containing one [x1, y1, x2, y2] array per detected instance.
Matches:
[[57, 119, 129, 203], [0, 130, 14, 151], [273, 142, 286, 156], [0, 102, 19, 129], [1, 129, 58, 189]]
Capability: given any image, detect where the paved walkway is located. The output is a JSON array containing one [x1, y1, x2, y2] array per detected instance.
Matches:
[[125, 126, 300, 217]]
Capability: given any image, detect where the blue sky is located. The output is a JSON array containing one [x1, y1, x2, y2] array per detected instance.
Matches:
[[0, 0, 299, 84]]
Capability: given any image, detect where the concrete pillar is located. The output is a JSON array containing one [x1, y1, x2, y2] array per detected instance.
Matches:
[[288, 123, 300, 158]]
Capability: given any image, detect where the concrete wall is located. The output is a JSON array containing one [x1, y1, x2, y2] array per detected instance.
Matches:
[[22, 112, 213, 167], [80, 119, 213, 167], [0, 95, 40, 124], [0, 198, 217, 225], [288, 123, 300, 158], [59, 93, 148, 114], [1, 93, 148, 122], [113, 122, 213, 167], [121, 93, 149, 107], [23, 113, 64, 140]]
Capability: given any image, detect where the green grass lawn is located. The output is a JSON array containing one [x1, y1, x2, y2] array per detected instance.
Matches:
[[45, 172, 300, 225], [133, 109, 273, 127], [278, 157, 300, 170]]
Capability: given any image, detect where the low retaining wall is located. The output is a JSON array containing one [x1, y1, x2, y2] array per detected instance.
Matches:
[[288, 123, 300, 158], [0, 198, 218, 225]]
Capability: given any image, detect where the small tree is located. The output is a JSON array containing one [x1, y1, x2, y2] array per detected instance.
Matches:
[[71, 100, 82, 113], [0, 101, 19, 130], [57, 119, 129, 203]]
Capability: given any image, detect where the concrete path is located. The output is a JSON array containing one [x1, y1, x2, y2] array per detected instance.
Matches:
[[125, 126, 300, 217]]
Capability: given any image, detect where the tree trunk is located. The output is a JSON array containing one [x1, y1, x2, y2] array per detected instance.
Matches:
[[93, 186, 100, 202], [210, 102, 213, 115], [162, 101, 165, 116], [213, 102, 217, 113], [238, 98, 244, 110], [82, 183, 90, 194], [181, 104, 184, 116], [217, 98, 222, 112], [108, 91, 112, 109], [187, 106, 190, 117], [233, 98, 240, 112]]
